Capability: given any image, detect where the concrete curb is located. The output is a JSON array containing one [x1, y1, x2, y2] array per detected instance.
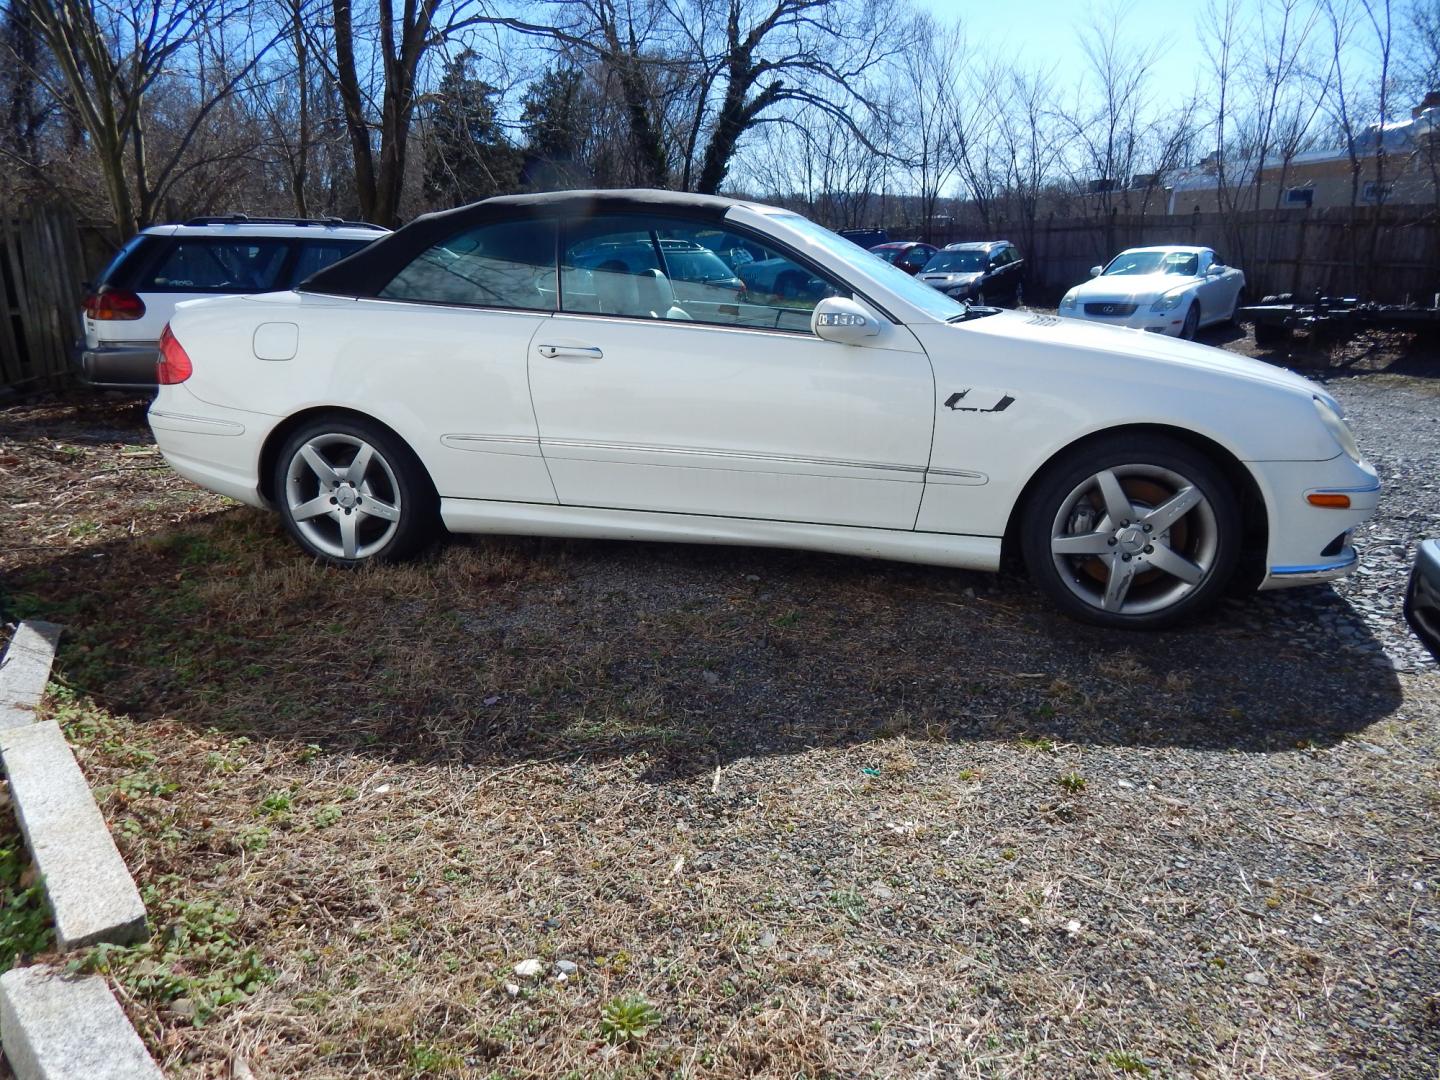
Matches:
[[0, 966, 163, 1080], [0, 622, 156, 1078], [0, 721, 148, 949], [0, 622, 62, 731]]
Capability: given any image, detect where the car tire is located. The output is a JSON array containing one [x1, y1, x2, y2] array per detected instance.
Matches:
[[274, 416, 437, 567], [1019, 433, 1242, 629], [1180, 303, 1200, 340]]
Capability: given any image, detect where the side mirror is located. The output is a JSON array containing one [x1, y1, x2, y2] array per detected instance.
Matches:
[[1090, 265, 1102, 277], [812, 297, 880, 345], [1206, 263, 1225, 276]]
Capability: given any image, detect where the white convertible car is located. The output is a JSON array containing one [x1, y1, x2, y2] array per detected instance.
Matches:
[[1059, 246, 1246, 339], [148, 191, 1377, 628]]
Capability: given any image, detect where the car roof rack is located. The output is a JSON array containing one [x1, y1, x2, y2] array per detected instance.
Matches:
[[179, 214, 388, 231]]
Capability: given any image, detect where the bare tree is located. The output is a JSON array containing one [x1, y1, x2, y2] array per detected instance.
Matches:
[[1319, 0, 1396, 293], [995, 66, 1070, 283], [898, 13, 961, 241], [11, 0, 282, 236], [1061, 9, 1161, 256]]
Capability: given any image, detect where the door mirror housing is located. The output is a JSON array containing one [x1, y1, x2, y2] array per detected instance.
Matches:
[[1089, 265, 1103, 277], [812, 297, 881, 345], [1206, 263, 1225, 276]]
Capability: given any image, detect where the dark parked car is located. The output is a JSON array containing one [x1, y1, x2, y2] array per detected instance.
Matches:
[[869, 242, 940, 276], [838, 228, 889, 249], [1405, 538, 1440, 660], [917, 240, 1027, 307]]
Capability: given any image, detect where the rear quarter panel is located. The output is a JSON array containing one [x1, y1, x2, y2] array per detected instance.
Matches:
[[166, 292, 556, 504]]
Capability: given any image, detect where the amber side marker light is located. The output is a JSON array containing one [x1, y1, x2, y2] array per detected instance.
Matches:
[[1307, 493, 1352, 509]]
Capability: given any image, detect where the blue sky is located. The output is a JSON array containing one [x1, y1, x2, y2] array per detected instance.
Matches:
[[910, 0, 1211, 111]]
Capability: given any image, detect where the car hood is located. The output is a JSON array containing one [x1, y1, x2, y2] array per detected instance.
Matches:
[[1071, 272, 1198, 303], [956, 310, 1330, 402]]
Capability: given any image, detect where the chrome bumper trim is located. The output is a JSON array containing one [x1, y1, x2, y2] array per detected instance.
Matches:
[[1267, 547, 1359, 585]]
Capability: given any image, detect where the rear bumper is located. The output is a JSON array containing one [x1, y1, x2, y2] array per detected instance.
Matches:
[[76, 342, 159, 389], [147, 387, 272, 508]]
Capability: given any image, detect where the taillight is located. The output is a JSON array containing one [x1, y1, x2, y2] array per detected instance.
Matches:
[[157, 325, 192, 384], [83, 288, 146, 320]]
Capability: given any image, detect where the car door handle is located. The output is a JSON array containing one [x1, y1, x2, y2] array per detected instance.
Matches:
[[537, 344, 603, 359]]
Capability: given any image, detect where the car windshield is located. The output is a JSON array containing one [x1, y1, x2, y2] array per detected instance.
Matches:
[[772, 214, 966, 322], [1103, 250, 1200, 276], [923, 251, 985, 273]]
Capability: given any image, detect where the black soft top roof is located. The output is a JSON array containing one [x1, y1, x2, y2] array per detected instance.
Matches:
[[301, 188, 745, 297]]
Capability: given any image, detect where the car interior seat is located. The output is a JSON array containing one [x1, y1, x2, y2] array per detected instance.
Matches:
[[594, 260, 642, 316], [635, 269, 692, 320]]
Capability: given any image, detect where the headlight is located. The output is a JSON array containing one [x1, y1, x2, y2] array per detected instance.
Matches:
[[1314, 396, 1361, 462], [1060, 290, 1078, 309], [1149, 292, 1185, 312]]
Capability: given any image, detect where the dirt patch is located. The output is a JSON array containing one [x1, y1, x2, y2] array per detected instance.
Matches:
[[1, 334, 1438, 1078]]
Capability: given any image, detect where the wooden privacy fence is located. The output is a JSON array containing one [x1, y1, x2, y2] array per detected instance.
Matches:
[[0, 207, 99, 393], [930, 207, 1440, 304]]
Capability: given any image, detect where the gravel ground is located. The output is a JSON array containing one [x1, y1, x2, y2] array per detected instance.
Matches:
[[0, 327, 1438, 1079]]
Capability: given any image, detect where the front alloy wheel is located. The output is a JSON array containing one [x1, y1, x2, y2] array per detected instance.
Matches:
[[275, 418, 435, 565], [1180, 303, 1200, 340], [1021, 436, 1240, 628]]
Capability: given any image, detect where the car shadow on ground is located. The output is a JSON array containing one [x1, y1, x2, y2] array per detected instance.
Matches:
[[9, 503, 1405, 782], [1196, 322, 1248, 348]]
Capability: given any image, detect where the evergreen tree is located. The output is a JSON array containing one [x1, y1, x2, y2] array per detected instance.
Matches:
[[423, 51, 519, 208]]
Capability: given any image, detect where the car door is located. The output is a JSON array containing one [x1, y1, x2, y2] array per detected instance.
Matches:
[[527, 213, 935, 530], [1195, 250, 1228, 322], [1209, 254, 1243, 317], [339, 217, 560, 505]]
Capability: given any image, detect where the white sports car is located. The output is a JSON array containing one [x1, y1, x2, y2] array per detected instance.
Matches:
[[148, 191, 1377, 628], [1059, 246, 1246, 339]]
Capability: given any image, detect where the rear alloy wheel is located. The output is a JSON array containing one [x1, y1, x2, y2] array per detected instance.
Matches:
[[1020, 435, 1241, 628], [275, 417, 436, 566], [1180, 303, 1200, 340]]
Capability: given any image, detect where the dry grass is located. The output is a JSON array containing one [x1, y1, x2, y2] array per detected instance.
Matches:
[[1, 389, 1438, 1078]]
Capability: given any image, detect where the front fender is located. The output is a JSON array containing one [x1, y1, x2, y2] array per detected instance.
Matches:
[[908, 314, 1338, 537]]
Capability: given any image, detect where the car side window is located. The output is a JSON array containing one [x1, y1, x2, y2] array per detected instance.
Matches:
[[290, 240, 372, 286], [560, 214, 842, 332], [141, 239, 291, 292], [381, 219, 556, 310]]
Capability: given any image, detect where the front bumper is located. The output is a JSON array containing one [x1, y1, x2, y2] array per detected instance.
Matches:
[[76, 342, 160, 389], [1251, 455, 1381, 590], [1058, 308, 1187, 336]]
